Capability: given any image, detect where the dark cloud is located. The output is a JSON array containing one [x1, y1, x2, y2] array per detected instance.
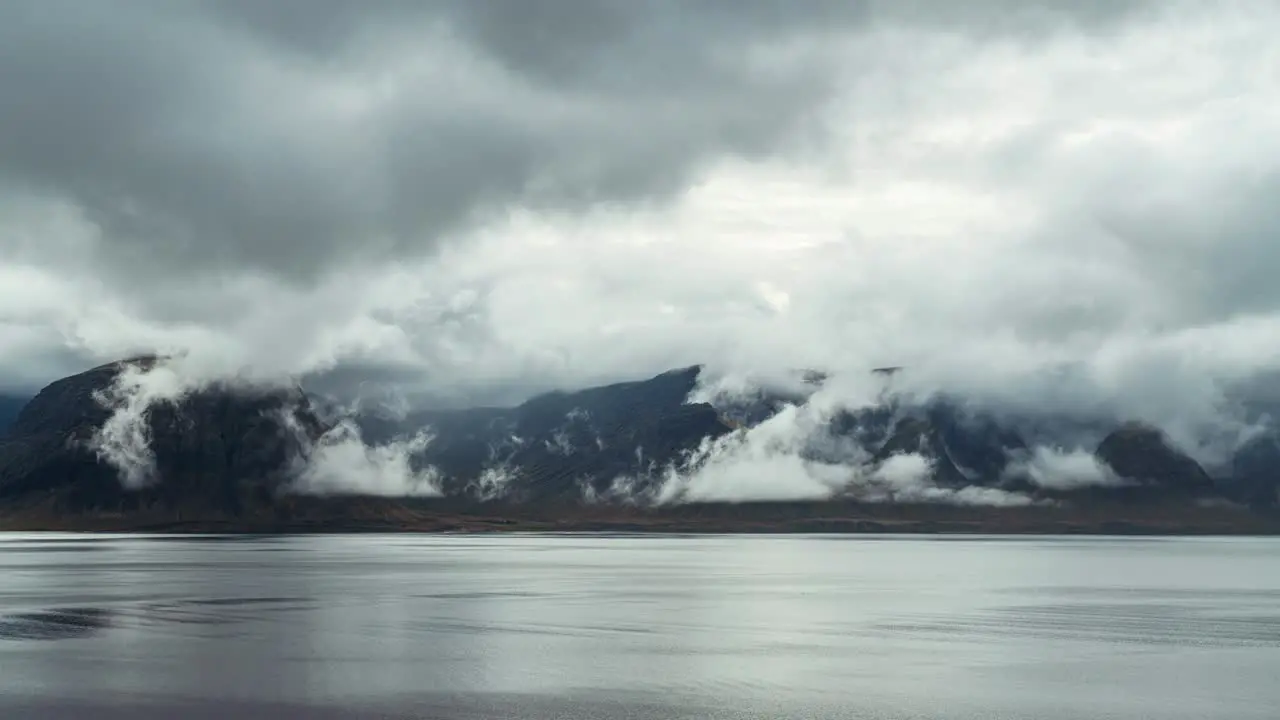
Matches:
[[0, 0, 1155, 289], [0, 0, 840, 284]]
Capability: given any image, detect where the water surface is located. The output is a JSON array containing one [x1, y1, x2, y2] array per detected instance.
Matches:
[[1, 533, 1277, 718]]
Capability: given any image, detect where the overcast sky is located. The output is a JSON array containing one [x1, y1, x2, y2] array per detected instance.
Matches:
[[3, 0, 1279, 425]]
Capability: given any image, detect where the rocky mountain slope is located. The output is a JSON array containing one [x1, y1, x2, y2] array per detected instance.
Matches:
[[0, 360, 322, 515], [354, 366, 734, 502], [1, 358, 1279, 519]]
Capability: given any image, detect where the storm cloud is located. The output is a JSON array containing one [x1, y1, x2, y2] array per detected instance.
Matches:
[[0, 0, 851, 284]]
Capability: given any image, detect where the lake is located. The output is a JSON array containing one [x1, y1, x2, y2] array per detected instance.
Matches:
[[0, 533, 1277, 719]]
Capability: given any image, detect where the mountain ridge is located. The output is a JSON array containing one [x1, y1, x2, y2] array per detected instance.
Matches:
[[0, 358, 1278, 528]]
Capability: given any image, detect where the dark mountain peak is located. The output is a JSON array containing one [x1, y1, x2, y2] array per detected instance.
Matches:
[[106, 353, 165, 369], [506, 366, 707, 447], [0, 361, 322, 515], [518, 365, 702, 416], [1096, 422, 1214, 496], [9, 355, 308, 437], [1104, 421, 1165, 441], [8, 362, 126, 439]]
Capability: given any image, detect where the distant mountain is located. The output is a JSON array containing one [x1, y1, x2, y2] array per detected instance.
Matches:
[[1, 357, 1278, 522], [1095, 423, 1216, 498], [357, 366, 733, 503], [339, 372, 1279, 509]]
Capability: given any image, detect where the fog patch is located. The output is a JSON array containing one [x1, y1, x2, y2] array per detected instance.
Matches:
[[284, 414, 442, 497], [468, 463, 518, 502], [843, 453, 1033, 507], [1007, 446, 1126, 491]]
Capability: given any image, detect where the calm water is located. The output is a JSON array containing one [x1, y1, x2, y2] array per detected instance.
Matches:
[[0, 534, 1278, 719]]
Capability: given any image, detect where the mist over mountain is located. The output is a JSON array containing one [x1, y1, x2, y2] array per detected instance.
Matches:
[[0, 360, 324, 514], [2, 357, 1278, 526]]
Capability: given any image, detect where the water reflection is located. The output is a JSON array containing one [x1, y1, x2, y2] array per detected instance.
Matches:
[[0, 534, 1277, 719], [0, 608, 111, 641]]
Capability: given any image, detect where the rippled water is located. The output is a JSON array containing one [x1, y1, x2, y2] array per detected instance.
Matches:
[[1, 533, 1278, 719]]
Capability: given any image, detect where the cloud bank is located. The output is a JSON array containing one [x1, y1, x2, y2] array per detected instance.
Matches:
[[650, 379, 1040, 507], [4, 1, 1280, 497]]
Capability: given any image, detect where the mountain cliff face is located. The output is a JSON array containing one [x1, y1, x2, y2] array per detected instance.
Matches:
[[0, 360, 322, 514], [1095, 423, 1216, 500], [1, 359, 1278, 516], [870, 401, 1028, 489], [359, 366, 734, 502]]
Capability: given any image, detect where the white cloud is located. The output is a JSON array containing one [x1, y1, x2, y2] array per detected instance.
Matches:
[[89, 362, 192, 488], [1005, 447, 1125, 492], [286, 417, 443, 497], [852, 453, 1034, 507]]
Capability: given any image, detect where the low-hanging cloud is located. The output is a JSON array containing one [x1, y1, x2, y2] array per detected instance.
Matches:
[[84, 355, 290, 487], [467, 463, 518, 502], [284, 415, 443, 497], [648, 383, 1035, 507], [653, 388, 869, 504], [1005, 446, 1126, 492], [858, 453, 1034, 507], [88, 361, 190, 488], [83, 355, 443, 496]]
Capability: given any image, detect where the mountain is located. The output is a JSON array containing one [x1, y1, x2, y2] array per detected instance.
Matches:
[[0, 359, 323, 515], [357, 366, 734, 502], [870, 400, 1028, 489], [1094, 423, 1216, 500], [307, 372, 1280, 509], [1, 358, 1278, 526]]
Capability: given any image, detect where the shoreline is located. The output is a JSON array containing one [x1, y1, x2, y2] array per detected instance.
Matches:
[[2, 498, 1277, 535]]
